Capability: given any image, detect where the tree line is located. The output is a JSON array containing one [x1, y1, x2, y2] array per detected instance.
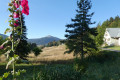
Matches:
[[95, 16, 120, 46]]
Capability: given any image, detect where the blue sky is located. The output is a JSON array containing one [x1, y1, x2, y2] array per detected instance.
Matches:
[[0, 0, 120, 39]]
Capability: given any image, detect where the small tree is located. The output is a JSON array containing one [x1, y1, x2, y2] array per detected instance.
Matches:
[[65, 0, 97, 60]]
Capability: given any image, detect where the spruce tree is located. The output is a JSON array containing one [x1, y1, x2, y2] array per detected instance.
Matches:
[[65, 0, 97, 60], [15, 15, 30, 58]]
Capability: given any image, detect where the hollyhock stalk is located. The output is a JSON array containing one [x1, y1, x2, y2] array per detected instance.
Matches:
[[0, 0, 29, 79]]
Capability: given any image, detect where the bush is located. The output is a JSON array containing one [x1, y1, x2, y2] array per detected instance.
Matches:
[[32, 47, 42, 56]]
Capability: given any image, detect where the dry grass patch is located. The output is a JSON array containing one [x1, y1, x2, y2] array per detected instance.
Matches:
[[28, 45, 75, 63]]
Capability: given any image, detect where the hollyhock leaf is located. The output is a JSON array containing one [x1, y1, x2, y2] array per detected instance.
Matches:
[[4, 28, 11, 34], [3, 72, 10, 78], [0, 77, 3, 80], [8, 8, 13, 13]]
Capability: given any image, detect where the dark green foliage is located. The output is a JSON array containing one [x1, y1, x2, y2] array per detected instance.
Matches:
[[65, 0, 97, 60], [96, 16, 120, 46], [32, 47, 42, 56], [74, 57, 88, 73], [28, 43, 37, 50], [28, 43, 42, 56], [0, 64, 81, 80], [46, 41, 59, 47], [35, 65, 81, 80], [15, 40, 31, 58], [86, 51, 117, 63], [45, 40, 63, 47]]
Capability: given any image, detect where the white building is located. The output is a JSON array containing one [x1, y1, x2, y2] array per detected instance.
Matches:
[[104, 28, 120, 46]]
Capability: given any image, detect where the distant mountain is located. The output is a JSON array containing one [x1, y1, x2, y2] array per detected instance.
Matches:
[[27, 35, 61, 45], [0, 34, 8, 39]]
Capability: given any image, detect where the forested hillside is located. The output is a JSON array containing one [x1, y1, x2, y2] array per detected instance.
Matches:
[[96, 16, 120, 46]]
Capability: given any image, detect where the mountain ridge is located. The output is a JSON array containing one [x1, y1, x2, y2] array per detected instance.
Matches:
[[0, 34, 61, 45], [0, 34, 8, 39], [27, 35, 61, 45]]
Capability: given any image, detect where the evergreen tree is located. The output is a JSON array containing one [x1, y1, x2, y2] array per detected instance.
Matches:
[[109, 17, 114, 23], [65, 0, 97, 60], [114, 16, 119, 22], [15, 15, 30, 58]]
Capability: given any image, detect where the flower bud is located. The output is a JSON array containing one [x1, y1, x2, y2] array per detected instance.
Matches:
[[8, 3, 13, 6], [12, 5, 17, 10], [11, 1, 14, 3], [9, 24, 14, 27], [11, 0, 14, 2], [9, 15, 13, 17]]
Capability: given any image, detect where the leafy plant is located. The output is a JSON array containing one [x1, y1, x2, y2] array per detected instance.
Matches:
[[0, 0, 29, 80]]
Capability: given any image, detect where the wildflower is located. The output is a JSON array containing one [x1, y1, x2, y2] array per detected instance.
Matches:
[[14, 0, 21, 8], [0, 45, 4, 49], [21, 0, 29, 15], [13, 10, 22, 18], [13, 12, 19, 18], [14, 20, 19, 27]]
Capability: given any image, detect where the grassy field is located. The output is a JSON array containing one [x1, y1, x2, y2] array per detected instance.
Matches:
[[104, 46, 120, 50], [28, 45, 74, 64], [1, 45, 120, 80], [0, 45, 74, 64]]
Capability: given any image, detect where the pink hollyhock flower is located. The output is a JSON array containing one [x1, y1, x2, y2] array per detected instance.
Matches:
[[13, 12, 19, 18], [14, 20, 19, 27], [14, 0, 21, 8], [0, 45, 4, 49], [21, 0, 29, 15]]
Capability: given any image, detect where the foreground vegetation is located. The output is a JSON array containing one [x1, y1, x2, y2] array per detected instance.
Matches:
[[1, 50, 120, 80]]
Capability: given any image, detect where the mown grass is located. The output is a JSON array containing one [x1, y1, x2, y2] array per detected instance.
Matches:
[[0, 50, 120, 80], [104, 46, 120, 50]]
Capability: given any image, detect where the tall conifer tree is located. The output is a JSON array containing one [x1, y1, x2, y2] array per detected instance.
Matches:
[[65, 0, 97, 60], [15, 15, 30, 58]]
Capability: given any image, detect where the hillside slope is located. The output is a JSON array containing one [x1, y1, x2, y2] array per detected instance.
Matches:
[[28, 35, 61, 45]]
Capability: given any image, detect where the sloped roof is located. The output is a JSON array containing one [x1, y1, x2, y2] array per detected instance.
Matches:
[[106, 28, 120, 38]]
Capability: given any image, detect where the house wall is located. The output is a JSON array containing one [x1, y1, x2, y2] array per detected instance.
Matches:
[[119, 38, 120, 45], [104, 31, 112, 46], [111, 38, 119, 46], [104, 30, 120, 46]]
